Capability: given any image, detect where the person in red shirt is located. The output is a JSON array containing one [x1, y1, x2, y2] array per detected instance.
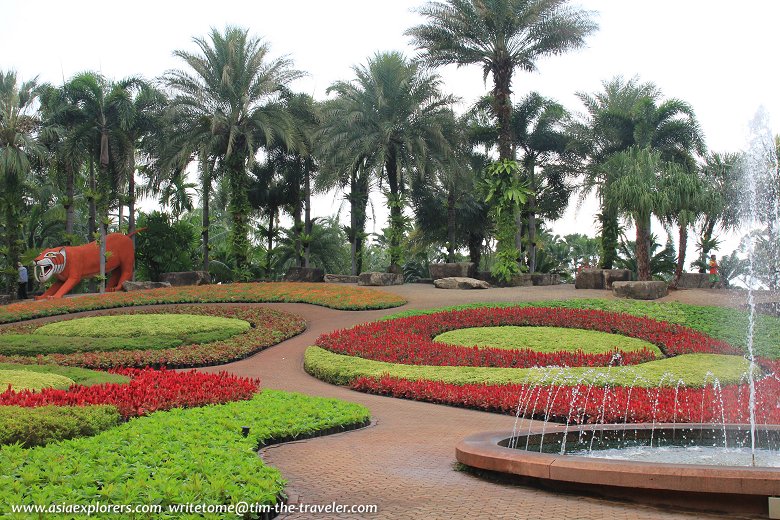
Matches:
[[708, 254, 720, 288]]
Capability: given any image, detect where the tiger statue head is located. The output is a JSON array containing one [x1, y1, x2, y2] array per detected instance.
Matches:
[[33, 248, 67, 282]]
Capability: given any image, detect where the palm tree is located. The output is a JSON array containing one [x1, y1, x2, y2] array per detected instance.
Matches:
[[165, 26, 301, 272], [407, 0, 596, 160], [0, 71, 45, 296], [326, 51, 454, 269], [572, 76, 705, 268]]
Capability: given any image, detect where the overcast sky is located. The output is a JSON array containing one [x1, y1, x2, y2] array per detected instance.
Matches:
[[2, 0, 778, 259]]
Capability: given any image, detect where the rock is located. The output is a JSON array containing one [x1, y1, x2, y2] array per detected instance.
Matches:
[[530, 273, 560, 286], [122, 281, 172, 291], [434, 277, 490, 290], [603, 269, 632, 289], [429, 262, 476, 280], [0, 295, 10, 306], [358, 272, 404, 286], [284, 267, 325, 283], [612, 281, 668, 300], [160, 271, 211, 287], [575, 269, 606, 289], [323, 274, 358, 283], [677, 272, 710, 289]]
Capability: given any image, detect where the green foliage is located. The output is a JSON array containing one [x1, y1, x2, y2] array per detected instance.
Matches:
[[615, 234, 676, 280], [434, 326, 662, 356], [0, 405, 121, 448], [35, 313, 249, 341], [0, 363, 129, 386], [484, 159, 531, 282], [0, 369, 74, 391], [382, 299, 780, 359], [135, 211, 198, 282], [718, 250, 749, 287], [0, 390, 369, 512], [0, 334, 183, 356], [305, 347, 749, 388]]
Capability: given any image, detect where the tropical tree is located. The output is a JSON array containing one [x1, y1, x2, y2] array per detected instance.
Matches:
[[0, 71, 45, 296], [407, 0, 596, 161], [326, 51, 454, 269], [165, 26, 301, 272], [572, 77, 705, 268]]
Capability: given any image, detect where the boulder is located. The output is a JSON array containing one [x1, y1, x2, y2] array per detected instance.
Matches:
[[530, 273, 560, 286], [603, 269, 632, 289], [0, 295, 10, 306], [575, 269, 606, 289], [429, 262, 476, 280], [612, 281, 668, 300], [434, 277, 490, 290], [677, 272, 710, 289], [160, 271, 211, 287], [284, 267, 325, 283], [323, 274, 358, 284], [123, 281, 171, 292], [358, 272, 404, 286]]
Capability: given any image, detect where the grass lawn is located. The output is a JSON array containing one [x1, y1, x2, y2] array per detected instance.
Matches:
[[435, 326, 662, 357], [0, 369, 74, 391]]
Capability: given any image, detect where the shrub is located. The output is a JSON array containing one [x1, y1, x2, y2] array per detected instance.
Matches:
[[0, 363, 129, 386], [0, 391, 370, 512], [0, 334, 183, 356], [0, 369, 74, 391], [0, 405, 121, 447], [135, 211, 199, 282]]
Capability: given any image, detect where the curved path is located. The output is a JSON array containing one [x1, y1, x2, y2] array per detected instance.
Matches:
[[197, 285, 748, 520]]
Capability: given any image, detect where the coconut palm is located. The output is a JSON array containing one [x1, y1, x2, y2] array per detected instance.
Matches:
[[0, 71, 45, 296], [407, 0, 596, 160], [326, 51, 455, 269], [165, 26, 301, 272]]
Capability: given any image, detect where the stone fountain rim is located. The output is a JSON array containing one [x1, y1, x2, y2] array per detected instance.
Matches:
[[456, 423, 780, 498]]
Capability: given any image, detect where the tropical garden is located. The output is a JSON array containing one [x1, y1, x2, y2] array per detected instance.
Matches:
[[1, 0, 780, 516]]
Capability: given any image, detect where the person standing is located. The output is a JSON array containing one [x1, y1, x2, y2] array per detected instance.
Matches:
[[17, 262, 28, 299], [708, 254, 720, 289]]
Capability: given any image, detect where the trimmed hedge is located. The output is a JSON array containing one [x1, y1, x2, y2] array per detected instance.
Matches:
[[0, 370, 74, 391], [0, 334, 183, 356], [0, 405, 121, 447], [0, 363, 129, 386], [304, 346, 752, 388], [0, 390, 370, 515]]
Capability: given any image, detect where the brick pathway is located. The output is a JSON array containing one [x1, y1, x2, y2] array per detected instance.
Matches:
[[199, 286, 752, 520]]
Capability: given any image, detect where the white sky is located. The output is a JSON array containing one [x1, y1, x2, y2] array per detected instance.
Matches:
[[2, 0, 778, 261]]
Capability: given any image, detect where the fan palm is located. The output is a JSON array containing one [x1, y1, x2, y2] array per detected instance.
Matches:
[[165, 26, 301, 271], [407, 0, 596, 160], [326, 51, 454, 269]]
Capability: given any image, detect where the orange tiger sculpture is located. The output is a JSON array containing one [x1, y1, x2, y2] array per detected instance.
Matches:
[[33, 230, 143, 299]]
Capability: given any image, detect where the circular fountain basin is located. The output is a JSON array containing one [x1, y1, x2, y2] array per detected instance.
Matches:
[[457, 424, 780, 515]]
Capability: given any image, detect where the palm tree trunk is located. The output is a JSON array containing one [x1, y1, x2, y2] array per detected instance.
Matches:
[[386, 153, 402, 270], [128, 152, 136, 239], [527, 160, 537, 273], [349, 168, 358, 275], [673, 221, 688, 288], [468, 232, 482, 268], [293, 199, 303, 268], [88, 157, 96, 242], [636, 215, 651, 281], [266, 209, 275, 277], [599, 207, 619, 269], [304, 166, 312, 268], [64, 162, 75, 240], [492, 62, 513, 161], [201, 169, 210, 273], [446, 185, 456, 262], [3, 198, 21, 299], [355, 170, 369, 275], [227, 155, 250, 273]]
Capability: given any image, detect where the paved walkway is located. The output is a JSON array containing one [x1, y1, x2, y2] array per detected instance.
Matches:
[[198, 285, 754, 520]]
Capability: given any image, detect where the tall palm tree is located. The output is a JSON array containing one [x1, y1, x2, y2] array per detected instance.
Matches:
[[572, 76, 705, 268], [0, 71, 45, 296], [165, 26, 301, 272], [407, 0, 596, 160], [326, 51, 454, 269]]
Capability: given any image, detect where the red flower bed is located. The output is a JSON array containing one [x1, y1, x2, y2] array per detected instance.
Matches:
[[0, 368, 259, 418], [352, 375, 780, 425], [0, 306, 306, 369], [316, 307, 739, 368]]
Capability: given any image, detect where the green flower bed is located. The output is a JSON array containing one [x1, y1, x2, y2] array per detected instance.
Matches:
[[0, 335, 183, 356], [384, 299, 780, 359], [0, 405, 121, 448], [0, 390, 370, 516], [0, 282, 406, 324], [35, 314, 249, 340], [435, 326, 662, 357], [0, 369, 74, 391], [0, 363, 129, 386], [305, 346, 750, 388]]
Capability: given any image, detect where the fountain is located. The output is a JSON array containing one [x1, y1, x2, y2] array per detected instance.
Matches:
[[457, 111, 780, 517]]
